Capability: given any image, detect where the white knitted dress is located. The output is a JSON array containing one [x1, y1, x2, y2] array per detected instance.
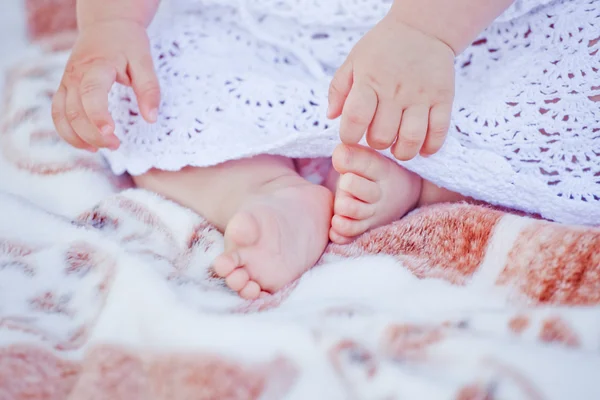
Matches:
[[104, 0, 600, 225]]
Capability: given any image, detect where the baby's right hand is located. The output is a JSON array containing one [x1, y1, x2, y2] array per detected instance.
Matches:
[[52, 21, 160, 151]]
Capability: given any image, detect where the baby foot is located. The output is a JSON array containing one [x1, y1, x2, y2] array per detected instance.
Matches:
[[212, 177, 333, 299], [329, 144, 422, 244]]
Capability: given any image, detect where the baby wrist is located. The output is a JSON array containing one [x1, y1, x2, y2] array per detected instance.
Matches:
[[387, 4, 461, 55], [77, 0, 150, 31]]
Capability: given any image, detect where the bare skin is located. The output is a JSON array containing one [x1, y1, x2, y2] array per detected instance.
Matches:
[[134, 147, 465, 295], [134, 156, 333, 300], [327, 0, 515, 161], [324, 0, 513, 244], [327, 144, 466, 244], [50, 0, 511, 298]]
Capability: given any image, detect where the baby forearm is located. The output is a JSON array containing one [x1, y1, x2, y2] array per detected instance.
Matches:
[[77, 0, 161, 30], [390, 0, 514, 54]]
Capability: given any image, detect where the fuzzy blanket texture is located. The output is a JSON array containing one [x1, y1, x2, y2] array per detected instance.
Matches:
[[1, 5, 600, 400]]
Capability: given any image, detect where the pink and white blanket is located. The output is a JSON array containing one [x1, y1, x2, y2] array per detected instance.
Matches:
[[1, 34, 600, 400]]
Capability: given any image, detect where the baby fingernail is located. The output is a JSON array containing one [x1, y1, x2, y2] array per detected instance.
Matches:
[[106, 138, 120, 150], [148, 108, 158, 122]]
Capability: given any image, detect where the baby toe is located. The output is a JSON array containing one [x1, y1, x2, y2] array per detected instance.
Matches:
[[224, 210, 261, 249], [212, 251, 241, 277], [331, 214, 370, 238], [338, 173, 382, 203], [334, 193, 375, 220], [329, 227, 354, 245], [225, 268, 250, 292], [239, 280, 262, 300], [332, 144, 387, 180]]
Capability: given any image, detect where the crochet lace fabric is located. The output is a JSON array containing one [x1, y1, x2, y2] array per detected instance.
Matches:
[[104, 0, 600, 225]]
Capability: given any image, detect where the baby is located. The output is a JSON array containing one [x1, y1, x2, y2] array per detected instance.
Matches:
[[52, 0, 598, 299]]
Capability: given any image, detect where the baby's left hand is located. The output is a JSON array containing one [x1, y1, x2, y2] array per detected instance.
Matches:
[[327, 13, 456, 160]]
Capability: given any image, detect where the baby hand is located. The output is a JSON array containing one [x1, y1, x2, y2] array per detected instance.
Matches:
[[52, 21, 160, 151], [327, 14, 455, 160]]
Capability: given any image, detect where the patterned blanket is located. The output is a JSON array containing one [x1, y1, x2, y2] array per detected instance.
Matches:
[[1, 39, 600, 400]]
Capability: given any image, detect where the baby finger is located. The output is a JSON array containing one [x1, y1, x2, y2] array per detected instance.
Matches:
[[392, 105, 428, 161], [65, 85, 119, 150], [366, 100, 402, 150], [339, 83, 377, 145], [52, 85, 96, 151], [421, 103, 451, 155], [80, 63, 117, 139]]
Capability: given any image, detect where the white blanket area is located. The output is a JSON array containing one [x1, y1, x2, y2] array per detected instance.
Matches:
[[0, 1, 28, 94]]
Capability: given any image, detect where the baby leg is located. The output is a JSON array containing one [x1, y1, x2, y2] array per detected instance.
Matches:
[[328, 144, 466, 244], [134, 155, 333, 299]]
